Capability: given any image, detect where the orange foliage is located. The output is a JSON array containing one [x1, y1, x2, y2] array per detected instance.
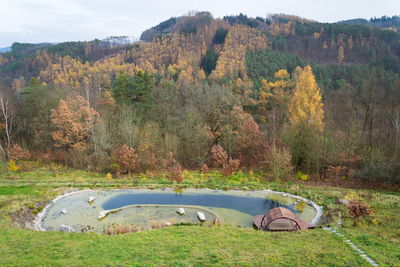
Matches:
[[210, 144, 228, 168], [348, 199, 372, 226], [200, 164, 210, 172], [112, 145, 140, 173], [50, 95, 99, 150], [231, 106, 265, 166], [162, 152, 183, 183], [221, 158, 241, 176], [8, 144, 31, 161]]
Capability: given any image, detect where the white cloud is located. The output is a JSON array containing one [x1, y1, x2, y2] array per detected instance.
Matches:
[[0, 0, 399, 47]]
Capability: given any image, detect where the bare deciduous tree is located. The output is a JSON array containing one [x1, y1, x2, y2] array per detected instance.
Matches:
[[0, 92, 15, 159]]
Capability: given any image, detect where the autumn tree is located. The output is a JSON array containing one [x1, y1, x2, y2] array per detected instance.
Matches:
[[112, 144, 140, 173], [289, 65, 324, 131], [210, 144, 228, 168], [286, 65, 324, 169], [51, 95, 99, 150], [259, 69, 292, 139], [231, 106, 265, 167], [338, 46, 345, 63]]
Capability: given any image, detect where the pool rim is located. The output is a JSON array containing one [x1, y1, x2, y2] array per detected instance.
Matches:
[[33, 188, 323, 231]]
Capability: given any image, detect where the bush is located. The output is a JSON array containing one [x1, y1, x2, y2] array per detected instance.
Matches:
[[162, 152, 183, 183], [265, 145, 293, 181], [108, 163, 120, 174], [8, 160, 19, 171], [296, 171, 309, 181], [221, 158, 241, 176], [8, 144, 31, 161], [210, 144, 228, 168], [200, 164, 209, 172], [348, 199, 371, 226], [112, 145, 140, 173]]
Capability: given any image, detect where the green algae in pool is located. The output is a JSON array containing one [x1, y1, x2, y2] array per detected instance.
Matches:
[[102, 193, 296, 216]]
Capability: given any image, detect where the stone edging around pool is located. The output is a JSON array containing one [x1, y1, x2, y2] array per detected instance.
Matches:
[[33, 188, 324, 231]]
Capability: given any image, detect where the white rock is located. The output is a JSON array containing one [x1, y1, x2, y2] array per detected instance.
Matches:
[[61, 209, 68, 214], [60, 224, 75, 232], [176, 208, 185, 215], [197, 212, 206, 221], [97, 210, 110, 220], [88, 196, 96, 203], [163, 222, 172, 227]]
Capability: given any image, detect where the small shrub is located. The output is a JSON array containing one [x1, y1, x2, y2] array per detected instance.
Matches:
[[108, 163, 120, 174], [8, 160, 19, 171], [221, 158, 241, 176], [200, 164, 209, 172], [163, 152, 184, 183], [170, 164, 183, 183], [106, 173, 113, 180], [8, 144, 31, 161], [105, 224, 138, 235], [210, 144, 228, 168], [296, 171, 309, 181], [348, 199, 372, 226]]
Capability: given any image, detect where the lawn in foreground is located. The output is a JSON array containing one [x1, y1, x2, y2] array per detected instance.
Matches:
[[1, 226, 365, 266], [0, 162, 399, 266]]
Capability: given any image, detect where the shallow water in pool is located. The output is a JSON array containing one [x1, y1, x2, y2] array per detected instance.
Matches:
[[102, 192, 295, 216], [39, 189, 317, 233]]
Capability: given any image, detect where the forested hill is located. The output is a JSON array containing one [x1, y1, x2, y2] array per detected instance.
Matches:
[[0, 12, 399, 185], [337, 15, 400, 30]]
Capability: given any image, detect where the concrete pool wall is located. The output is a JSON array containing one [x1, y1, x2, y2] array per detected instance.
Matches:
[[33, 188, 323, 233]]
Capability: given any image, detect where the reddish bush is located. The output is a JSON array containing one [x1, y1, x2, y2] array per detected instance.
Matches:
[[233, 108, 265, 167], [162, 152, 183, 183], [221, 158, 241, 176], [112, 145, 140, 173], [210, 144, 228, 168], [170, 164, 184, 183], [348, 199, 372, 226], [200, 164, 209, 172], [8, 144, 31, 161]]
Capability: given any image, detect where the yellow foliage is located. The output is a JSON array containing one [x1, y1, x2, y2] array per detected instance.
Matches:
[[8, 160, 19, 171], [288, 66, 324, 131], [298, 173, 309, 181], [106, 173, 113, 180], [337, 46, 345, 63], [344, 191, 359, 201], [211, 25, 268, 79]]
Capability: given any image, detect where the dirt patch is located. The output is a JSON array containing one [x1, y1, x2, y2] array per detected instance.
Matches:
[[11, 201, 48, 229]]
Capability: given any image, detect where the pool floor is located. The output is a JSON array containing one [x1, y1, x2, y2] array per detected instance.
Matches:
[[38, 188, 318, 233]]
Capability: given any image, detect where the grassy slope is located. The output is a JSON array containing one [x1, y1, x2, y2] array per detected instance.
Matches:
[[0, 161, 399, 266]]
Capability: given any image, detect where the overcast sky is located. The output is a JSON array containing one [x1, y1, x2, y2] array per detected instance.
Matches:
[[0, 0, 399, 47]]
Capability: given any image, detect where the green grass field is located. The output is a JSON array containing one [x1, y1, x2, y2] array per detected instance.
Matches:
[[0, 161, 399, 266]]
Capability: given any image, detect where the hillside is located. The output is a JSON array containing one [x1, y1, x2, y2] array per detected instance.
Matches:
[[0, 11, 400, 267], [337, 15, 400, 30], [0, 11, 399, 184]]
